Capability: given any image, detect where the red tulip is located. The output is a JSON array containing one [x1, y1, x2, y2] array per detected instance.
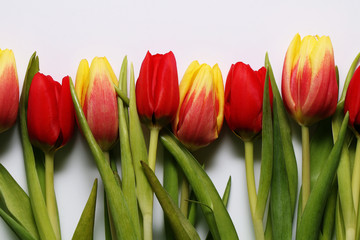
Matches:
[[224, 62, 272, 141], [344, 66, 360, 134], [282, 34, 338, 126], [0, 49, 19, 133], [27, 73, 75, 151], [136, 51, 179, 127]]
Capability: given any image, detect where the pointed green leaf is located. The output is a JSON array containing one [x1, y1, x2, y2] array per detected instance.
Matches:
[[0, 208, 36, 240], [160, 130, 238, 240], [297, 113, 349, 240], [128, 62, 153, 235], [118, 57, 141, 238], [270, 99, 292, 240], [340, 52, 360, 102], [19, 52, 57, 240], [0, 164, 39, 239], [72, 179, 98, 240], [265, 53, 298, 216], [141, 161, 200, 240], [255, 68, 273, 221], [70, 78, 139, 240]]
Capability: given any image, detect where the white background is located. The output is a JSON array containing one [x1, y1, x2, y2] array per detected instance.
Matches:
[[1, 1, 360, 239]]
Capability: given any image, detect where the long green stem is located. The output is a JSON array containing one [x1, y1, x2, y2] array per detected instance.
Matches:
[[352, 138, 360, 215], [144, 126, 160, 240], [104, 152, 117, 240], [245, 141, 264, 240], [45, 151, 61, 240], [301, 125, 310, 212], [149, 127, 160, 171]]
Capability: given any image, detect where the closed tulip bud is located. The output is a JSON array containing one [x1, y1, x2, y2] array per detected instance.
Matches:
[[282, 34, 338, 126], [27, 73, 75, 151], [0, 49, 19, 133], [225, 62, 272, 141], [136, 51, 179, 128], [75, 57, 119, 152], [344, 66, 360, 135], [172, 61, 224, 151]]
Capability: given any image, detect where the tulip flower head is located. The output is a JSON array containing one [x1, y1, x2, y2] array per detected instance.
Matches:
[[173, 61, 224, 151], [75, 57, 119, 152], [27, 73, 75, 152], [282, 34, 338, 126], [344, 66, 360, 135], [225, 62, 272, 141], [136, 51, 179, 128], [0, 49, 19, 133]]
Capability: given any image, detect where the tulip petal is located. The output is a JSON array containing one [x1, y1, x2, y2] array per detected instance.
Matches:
[[213, 64, 225, 133], [75, 59, 90, 107], [27, 73, 60, 148], [58, 76, 75, 147]]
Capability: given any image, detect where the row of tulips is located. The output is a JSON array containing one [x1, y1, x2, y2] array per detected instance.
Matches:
[[0, 33, 359, 240]]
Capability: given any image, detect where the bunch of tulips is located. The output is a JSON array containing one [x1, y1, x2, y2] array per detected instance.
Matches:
[[0, 33, 360, 240]]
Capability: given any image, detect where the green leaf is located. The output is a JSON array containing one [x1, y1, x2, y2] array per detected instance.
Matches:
[[255, 68, 273, 221], [128, 62, 153, 237], [72, 179, 98, 240], [339, 52, 360, 102], [296, 113, 349, 240], [118, 56, 141, 238], [265, 53, 298, 216], [141, 161, 200, 240], [0, 208, 36, 240], [0, 163, 38, 239], [160, 130, 238, 240], [270, 98, 292, 240], [69, 78, 139, 240], [336, 195, 346, 240], [320, 181, 337, 240], [205, 176, 232, 240], [163, 148, 179, 240], [19, 52, 57, 240]]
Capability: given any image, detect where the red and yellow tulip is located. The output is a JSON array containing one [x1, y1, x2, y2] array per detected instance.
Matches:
[[0, 49, 19, 133], [173, 61, 224, 151], [75, 57, 119, 151]]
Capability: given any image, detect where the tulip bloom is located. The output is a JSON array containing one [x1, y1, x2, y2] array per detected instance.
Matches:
[[0, 49, 19, 133], [136, 51, 179, 127], [225, 62, 272, 141], [27, 73, 75, 151], [282, 34, 338, 126], [173, 61, 224, 151], [75, 57, 119, 152]]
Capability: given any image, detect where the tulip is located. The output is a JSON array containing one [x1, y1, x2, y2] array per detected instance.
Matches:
[[27, 73, 75, 240], [136, 51, 179, 240], [282, 34, 338, 126], [173, 61, 224, 151], [136, 51, 179, 128], [0, 49, 19, 134], [225, 62, 272, 141], [27, 73, 75, 151], [224, 62, 272, 240], [75, 57, 119, 152], [282, 34, 338, 212]]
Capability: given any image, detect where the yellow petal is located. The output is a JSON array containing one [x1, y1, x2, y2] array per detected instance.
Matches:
[[212, 64, 224, 133], [103, 57, 118, 85], [297, 35, 316, 74], [75, 59, 90, 107], [310, 36, 333, 78], [0, 49, 18, 85], [179, 60, 200, 104]]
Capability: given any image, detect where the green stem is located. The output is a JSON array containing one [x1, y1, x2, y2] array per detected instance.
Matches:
[[149, 127, 160, 171], [104, 152, 117, 240], [180, 177, 190, 217], [352, 138, 360, 215], [301, 125, 310, 212], [143, 213, 153, 240], [245, 141, 264, 240], [45, 151, 61, 240]]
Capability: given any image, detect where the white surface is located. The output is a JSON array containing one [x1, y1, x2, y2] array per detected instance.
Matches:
[[0, 1, 360, 239]]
